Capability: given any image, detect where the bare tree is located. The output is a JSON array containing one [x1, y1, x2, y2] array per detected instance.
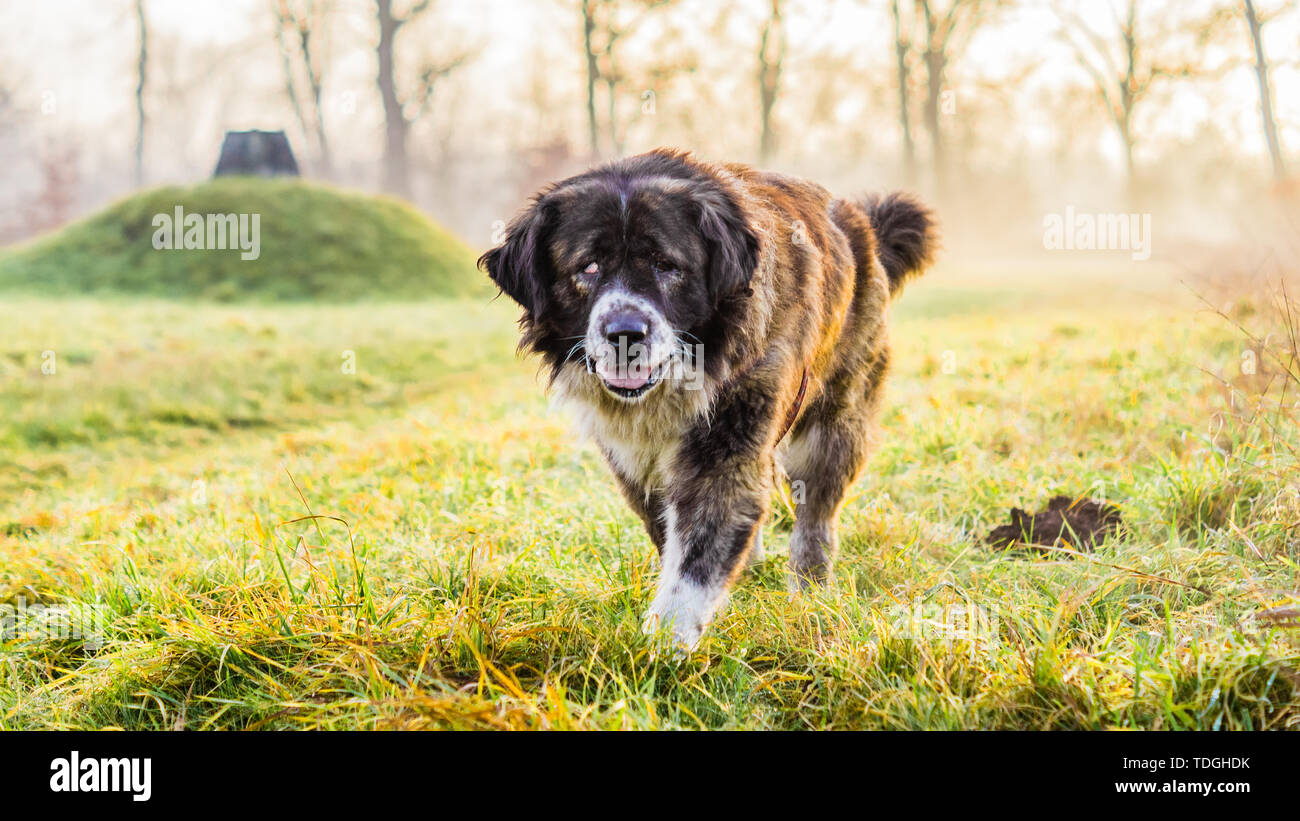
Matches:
[[1242, 0, 1287, 180], [273, 0, 334, 176], [581, 0, 600, 157], [134, 0, 147, 187], [374, 0, 472, 197], [890, 0, 916, 180], [1054, 0, 1199, 200], [578, 0, 678, 159], [911, 0, 1005, 191], [757, 0, 785, 163]]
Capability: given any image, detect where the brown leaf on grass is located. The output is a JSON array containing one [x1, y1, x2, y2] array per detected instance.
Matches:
[[986, 495, 1124, 555]]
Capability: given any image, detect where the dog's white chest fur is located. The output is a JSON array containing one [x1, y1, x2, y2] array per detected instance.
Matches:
[[553, 365, 711, 492], [595, 416, 674, 490]]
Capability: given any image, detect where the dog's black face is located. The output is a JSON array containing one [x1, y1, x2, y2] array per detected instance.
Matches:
[[480, 151, 759, 401]]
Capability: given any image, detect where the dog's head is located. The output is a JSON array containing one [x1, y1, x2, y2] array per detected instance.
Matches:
[[479, 150, 759, 402]]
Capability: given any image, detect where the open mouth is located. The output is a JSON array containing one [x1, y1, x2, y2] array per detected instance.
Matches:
[[589, 357, 660, 399], [601, 371, 659, 399]]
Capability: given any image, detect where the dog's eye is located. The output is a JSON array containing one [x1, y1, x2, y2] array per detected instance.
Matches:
[[576, 262, 599, 287], [651, 255, 678, 277]]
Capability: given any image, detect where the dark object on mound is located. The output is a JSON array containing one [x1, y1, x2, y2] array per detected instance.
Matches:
[[986, 496, 1123, 554], [214, 130, 299, 177]]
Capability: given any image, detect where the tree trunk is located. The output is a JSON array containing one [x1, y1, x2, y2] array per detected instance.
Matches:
[[134, 0, 147, 188], [604, 73, 619, 156], [919, 2, 945, 192], [298, 25, 333, 176], [274, 14, 311, 170], [759, 0, 785, 164], [582, 0, 601, 159], [922, 48, 945, 190], [1120, 114, 1136, 203], [1243, 0, 1287, 180], [376, 0, 410, 197], [891, 0, 915, 182], [757, 0, 783, 164], [1121, 2, 1138, 204]]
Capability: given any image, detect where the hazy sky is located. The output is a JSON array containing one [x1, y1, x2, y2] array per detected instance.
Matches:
[[2, 0, 1296, 229], [6, 1, 1296, 138]]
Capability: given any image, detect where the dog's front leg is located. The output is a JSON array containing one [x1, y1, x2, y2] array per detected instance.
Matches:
[[643, 393, 777, 650], [644, 493, 767, 650]]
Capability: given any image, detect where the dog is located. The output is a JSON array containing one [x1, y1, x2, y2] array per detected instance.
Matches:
[[480, 148, 937, 649]]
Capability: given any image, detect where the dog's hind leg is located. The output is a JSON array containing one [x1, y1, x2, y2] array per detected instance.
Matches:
[[782, 409, 875, 590], [780, 302, 891, 589]]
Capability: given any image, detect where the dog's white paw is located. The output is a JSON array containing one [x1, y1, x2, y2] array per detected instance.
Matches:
[[642, 584, 713, 652], [641, 607, 703, 653]]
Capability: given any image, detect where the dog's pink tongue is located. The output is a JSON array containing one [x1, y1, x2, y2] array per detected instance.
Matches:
[[603, 363, 650, 390]]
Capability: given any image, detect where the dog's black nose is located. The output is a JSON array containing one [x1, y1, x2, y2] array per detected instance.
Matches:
[[604, 313, 648, 346]]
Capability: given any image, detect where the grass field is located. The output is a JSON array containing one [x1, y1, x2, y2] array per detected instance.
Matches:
[[2, 265, 1298, 730]]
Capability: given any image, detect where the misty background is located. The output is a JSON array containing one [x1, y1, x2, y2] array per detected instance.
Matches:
[[1, 0, 1296, 264]]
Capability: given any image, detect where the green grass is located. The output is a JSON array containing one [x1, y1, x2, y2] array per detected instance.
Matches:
[[1, 276, 1297, 730], [0, 178, 488, 301]]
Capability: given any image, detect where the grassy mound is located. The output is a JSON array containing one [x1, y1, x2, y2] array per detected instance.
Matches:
[[0, 177, 488, 301]]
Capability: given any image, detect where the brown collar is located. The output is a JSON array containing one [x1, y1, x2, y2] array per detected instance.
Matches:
[[776, 367, 809, 444]]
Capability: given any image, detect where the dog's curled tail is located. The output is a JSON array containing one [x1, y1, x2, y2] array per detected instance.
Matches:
[[864, 192, 938, 296]]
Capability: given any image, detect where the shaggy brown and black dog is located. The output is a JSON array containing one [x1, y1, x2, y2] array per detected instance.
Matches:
[[481, 148, 937, 648]]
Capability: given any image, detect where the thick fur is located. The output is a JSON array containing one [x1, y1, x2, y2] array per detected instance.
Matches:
[[480, 148, 938, 649], [862, 192, 938, 294]]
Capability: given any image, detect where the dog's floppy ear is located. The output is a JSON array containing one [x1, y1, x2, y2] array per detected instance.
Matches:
[[694, 184, 759, 303], [478, 196, 555, 316]]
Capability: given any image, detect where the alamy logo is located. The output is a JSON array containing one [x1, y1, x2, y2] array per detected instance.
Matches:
[[50, 751, 151, 802], [1, 596, 106, 649], [1042, 206, 1151, 261], [587, 340, 707, 391], [152, 206, 261, 260], [883, 595, 1000, 657]]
